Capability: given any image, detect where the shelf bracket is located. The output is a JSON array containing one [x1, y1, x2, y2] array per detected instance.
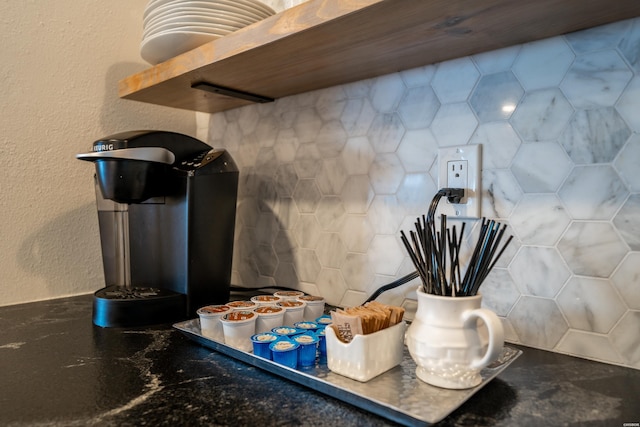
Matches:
[[192, 82, 274, 104]]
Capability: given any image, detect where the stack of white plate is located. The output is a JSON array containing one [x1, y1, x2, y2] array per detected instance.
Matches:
[[141, 0, 276, 65]]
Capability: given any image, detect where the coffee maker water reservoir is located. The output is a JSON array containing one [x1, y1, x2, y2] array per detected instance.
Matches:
[[77, 131, 238, 327]]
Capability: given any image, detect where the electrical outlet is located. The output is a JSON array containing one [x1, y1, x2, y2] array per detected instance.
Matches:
[[437, 145, 481, 219]]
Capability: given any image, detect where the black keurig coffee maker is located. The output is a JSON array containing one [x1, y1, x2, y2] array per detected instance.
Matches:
[[77, 131, 238, 327]]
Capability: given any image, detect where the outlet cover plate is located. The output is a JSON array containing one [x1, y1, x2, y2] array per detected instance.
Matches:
[[437, 144, 481, 219]]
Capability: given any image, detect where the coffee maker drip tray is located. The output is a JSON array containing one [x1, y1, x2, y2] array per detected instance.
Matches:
[[93, 285, 185, 328]]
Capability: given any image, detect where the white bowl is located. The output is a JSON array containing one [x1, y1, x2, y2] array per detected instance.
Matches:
[[140, 30, 222, 64]]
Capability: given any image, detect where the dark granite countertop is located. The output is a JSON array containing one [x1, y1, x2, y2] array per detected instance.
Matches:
[[1, 294, 639, 426]]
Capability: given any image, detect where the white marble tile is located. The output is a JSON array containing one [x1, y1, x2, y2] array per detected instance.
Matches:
[[238, 105, 260, 136], [557, 222, 628, 278], [508, 296, 569, 349], [617, 18, 640, 72], [469, 71, 524, 122], [471, 122, 522, 169], [314, 195, 346, 231], [612, 194, 640, 251], [473, 44, 521, 74], [510, 142, 572, 193], [340, 98, 376, 137], [510, 247, 570, 298], [274, 163, 298, 198], [316, 268, 348, 306], [341, 175, 374, 214], [255, 211, 280, 246], [343, 77, 374, 99], [430, 102, 478, 147], [369, 73, 405, 112], [368, 234, 405, 277], [400, 64, 436, 88], [559, 107, 631, 164], [510, 194, 570, 246], [255, 244, 278, 276], [397, 85, 440, 129], [340, 136, 375, 175], [609, 311, 640, 368], [273, 128, 299, 163], [564, 20, 630, 53], [479, 267, 521, 317], [367, 195, 404, 235], [293, 107, 323, 143], [340, 290, 369, 308], [315, 86, 347, 122], [293, 214, 322, 249], [369, 153, 404, 195], [431, 57, 480, 103], [616, 76, 640, 132], [512, 38, 574, 91], [560, 50, 632, 108], [315, 233, 347, 269], [611, 252, 640, 310], [396, 173, 436, 217], [340, 253, 376, 292], [206, 111, 227, 140], [315, 120, 348, 158], [253, 116, 279, 148], [557, 277, 626, 334], [367, 113, 406, 153], [294, 143, 322, 178], [510, 88, 574, 141], [556, 331, 624, 365], [481, 169, 522, 219], [397, 129, 439, 173], [273, 197, 299, 231], [274, 229, 296, 263], [294, 248, 321, 282], [255, 146, 279, 178], [558, 165, 628, 220], [274, 262, 299, 287], [338, 215, 374, 253], [316, 158, 348, 196], [292, 179, 321, 213]]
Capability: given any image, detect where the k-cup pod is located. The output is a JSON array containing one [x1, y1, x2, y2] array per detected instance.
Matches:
[[251, 332, 278, 359], [254, 305, 286, 334], [273, 290, 305, 301], [315, 315, 332, 329], [197, 305, 231, 342], [269, 339, 300, 369], [271, 326, 301, 338], [220, 310, 257, 352], [297, 295, 325, 321], [227, 300, 258, 312], [250, 295, 282, 306], [293, 333, 319, 367], [294, 321, 319, 332], [277, 300, 306, 326]]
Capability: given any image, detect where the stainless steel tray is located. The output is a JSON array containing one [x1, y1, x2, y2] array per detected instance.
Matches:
[[174, 319, 522, 426]]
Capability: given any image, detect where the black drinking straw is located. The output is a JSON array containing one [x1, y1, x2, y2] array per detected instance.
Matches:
[[400, 190, 513, 297]]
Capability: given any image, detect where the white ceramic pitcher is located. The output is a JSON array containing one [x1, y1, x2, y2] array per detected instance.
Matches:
[[406, 286, 504, 389]]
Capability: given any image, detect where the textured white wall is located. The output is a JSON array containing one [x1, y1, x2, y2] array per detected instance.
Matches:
[[0, 1, 195, 306]]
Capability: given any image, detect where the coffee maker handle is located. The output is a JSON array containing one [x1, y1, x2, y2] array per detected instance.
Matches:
[[463, 308, 505, 370], [76, 147, 175, 164]]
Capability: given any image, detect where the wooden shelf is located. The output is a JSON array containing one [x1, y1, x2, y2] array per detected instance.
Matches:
[[119, 0, 640, 114]]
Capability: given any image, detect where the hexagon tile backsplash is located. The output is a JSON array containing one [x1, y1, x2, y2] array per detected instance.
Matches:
[[205, 18, 640, 370]]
